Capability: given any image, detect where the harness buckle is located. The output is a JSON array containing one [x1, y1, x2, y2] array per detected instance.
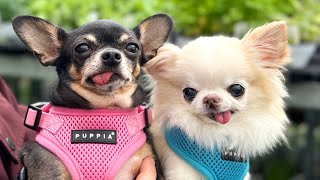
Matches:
[[142, 103, 151, 128], [24, 105, 42, 130]]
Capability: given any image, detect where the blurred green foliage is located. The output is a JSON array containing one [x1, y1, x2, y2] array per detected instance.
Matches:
[[1, 0, 320, 41], [288, 0, 320, 42], [25, 0, 161, 29], [167, 0, 320, 42], [0, 0, 27, 21]]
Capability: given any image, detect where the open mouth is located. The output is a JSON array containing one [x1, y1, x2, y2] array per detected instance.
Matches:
[[88, 71, 121, 86], [209, 110, 235, 124]]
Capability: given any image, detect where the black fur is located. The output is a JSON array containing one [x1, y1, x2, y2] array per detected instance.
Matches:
[[20, 142, 71, 180], [13, 14, 173, 109], [13, 14, 173, 179], [50, 81, 91, 109]]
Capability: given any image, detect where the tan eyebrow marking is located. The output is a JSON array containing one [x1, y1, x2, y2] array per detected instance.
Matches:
[[119, 34, 129, 42], [84, 34, 97, 44]]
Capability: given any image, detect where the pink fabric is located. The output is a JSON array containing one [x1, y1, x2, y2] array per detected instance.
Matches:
[[26, 104, 148, 180]]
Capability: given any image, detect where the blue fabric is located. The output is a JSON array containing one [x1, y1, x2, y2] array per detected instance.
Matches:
[[165, 127, 249, 180]]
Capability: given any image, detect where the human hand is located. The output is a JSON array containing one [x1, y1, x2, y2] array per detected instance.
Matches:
[[135, 156, 156, 180]]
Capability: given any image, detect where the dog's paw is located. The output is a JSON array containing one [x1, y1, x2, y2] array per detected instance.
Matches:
[[20, 141, 71, 180]]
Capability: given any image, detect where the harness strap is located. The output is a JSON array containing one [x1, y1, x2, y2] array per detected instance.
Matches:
[[125, 106, 151, 136], [24, 104, 63, 134], [24, 103, 151, 136]]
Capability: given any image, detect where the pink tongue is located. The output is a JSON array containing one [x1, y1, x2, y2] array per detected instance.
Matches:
[[214, 111, 231, 124], [91, 72, 113, 85]]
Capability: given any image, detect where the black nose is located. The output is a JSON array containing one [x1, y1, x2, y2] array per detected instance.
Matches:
[[101, 50, 122, 66]]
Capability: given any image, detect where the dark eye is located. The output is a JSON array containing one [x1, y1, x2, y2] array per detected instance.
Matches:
[[228, 84, 245, 97], [183, 88, 198, 101], [126, 43, 139, 53], [75, 43, 90, 54]]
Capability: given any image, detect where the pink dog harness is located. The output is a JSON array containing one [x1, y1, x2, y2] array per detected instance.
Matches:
[[24, 103, 151, 180]]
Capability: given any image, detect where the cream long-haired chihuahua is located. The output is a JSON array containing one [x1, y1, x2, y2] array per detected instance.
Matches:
[[145, 21, 290, 180]]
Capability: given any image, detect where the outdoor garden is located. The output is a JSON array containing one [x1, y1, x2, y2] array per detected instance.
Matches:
[[0, 0, 320, 179]]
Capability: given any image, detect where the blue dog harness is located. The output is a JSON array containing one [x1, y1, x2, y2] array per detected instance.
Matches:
[[165, 127, 249, 180]]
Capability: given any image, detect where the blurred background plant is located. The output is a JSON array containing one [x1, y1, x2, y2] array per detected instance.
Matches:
[[1, 0, 320, 41], [0, 0, 25, 22], [169, 0, 320, 42], [0, 0, 320, 179]]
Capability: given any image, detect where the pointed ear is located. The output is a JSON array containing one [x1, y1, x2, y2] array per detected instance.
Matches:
[[241, 21, 290, 69], [144, 43, 180, 78], [12, 16, 66, 66], [134, 14, 173, 63]]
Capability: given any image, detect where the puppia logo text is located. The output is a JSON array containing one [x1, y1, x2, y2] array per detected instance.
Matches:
[[221, 149, 247, 162], [71, 130, 117, 144]]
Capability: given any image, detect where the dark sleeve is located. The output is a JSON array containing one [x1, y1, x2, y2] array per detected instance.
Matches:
[[0, 77, 36, 180]]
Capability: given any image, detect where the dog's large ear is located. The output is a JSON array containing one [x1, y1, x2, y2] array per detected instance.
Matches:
[[12, 16, 66, 66], [241, 21, 290, 69], [144, 43, 180, 79], [134, 14, 173, 64]]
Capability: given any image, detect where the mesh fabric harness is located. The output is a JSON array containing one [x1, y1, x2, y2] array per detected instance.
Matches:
[[165, 127, 249, 180], [25, 103, 150, 180]]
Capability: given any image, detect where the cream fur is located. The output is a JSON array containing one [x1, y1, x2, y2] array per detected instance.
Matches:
[[146, 21, 290, 179]]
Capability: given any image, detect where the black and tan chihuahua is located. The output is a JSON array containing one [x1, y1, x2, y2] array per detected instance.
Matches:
[[12, 14, 172, 179]]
